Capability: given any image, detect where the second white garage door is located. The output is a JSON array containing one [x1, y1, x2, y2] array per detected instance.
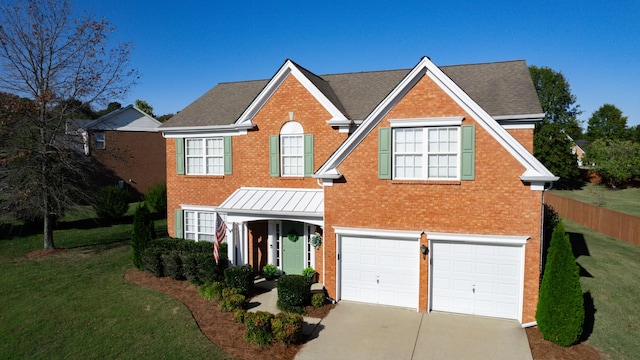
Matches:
[[431, 241, 523, 320], [340, 236, 419, 309]]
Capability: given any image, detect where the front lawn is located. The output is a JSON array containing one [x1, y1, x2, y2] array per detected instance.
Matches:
[[0, 213, 232, 359], [566, 219, 640, 359]]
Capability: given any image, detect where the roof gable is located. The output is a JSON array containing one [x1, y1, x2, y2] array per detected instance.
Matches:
[[234, 60, 349, 127], [314, 57, 557, 186], [83, 105, 161, 132]]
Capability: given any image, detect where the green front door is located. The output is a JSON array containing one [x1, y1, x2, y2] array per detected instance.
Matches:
[[282, 221, 304, 275]]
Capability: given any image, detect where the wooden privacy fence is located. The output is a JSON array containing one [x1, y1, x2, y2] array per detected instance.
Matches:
[[544, 192, 640, 246]]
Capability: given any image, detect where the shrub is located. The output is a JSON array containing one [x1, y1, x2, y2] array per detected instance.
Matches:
[[221, 293, 246, 312], [536, 220, 585, 347], [141, 247, 163, 277], [198, 281, 225, 301], [302, 266, 315, 278], [262, 264, 279, 280], [145, 182, 167, 216], [162, 251, 183, 280], [233, 309, 246, 323], [271, 312, 303, 344], [311, 293, 325, 308], [131, 203, 155, 269], [94, 185, 129, 220], [224, 265, 254, 295], [277, 274, 312, 314], [181, 253, 200, 284], [244, 311, 274, 347]]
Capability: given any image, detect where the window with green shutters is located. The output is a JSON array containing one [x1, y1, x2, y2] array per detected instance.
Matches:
[[176, 137, 232, 175], [269, 129, 314, 177], [378, 125, 475, 180]]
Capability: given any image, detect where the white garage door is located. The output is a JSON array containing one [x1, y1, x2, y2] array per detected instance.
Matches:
[[431, 242, 523, 319], [340, 236, 419, 309]]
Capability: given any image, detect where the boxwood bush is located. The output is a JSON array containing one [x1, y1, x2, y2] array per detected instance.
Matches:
[[224, 265, 254, 294], [277, 274, 312, 314]]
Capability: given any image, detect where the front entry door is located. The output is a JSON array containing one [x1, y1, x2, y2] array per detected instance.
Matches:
[[282, 221, 304, 275]]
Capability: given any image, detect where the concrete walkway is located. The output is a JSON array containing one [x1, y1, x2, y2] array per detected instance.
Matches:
[[295, 301, 533, 360]]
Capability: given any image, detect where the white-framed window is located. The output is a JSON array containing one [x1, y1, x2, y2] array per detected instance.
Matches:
[[185, 138, 224, 175], [393, 127, 460, 180], [281, 134, 304, 176], [94, 131, 105, 149], [280, 121, 304, 177], [184, 210, 216, 242]]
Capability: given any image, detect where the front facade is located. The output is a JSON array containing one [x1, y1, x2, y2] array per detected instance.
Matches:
[[161, 57, 557, 325]]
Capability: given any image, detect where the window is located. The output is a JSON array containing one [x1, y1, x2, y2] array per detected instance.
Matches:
[[269, 121, 314, 177], [281, 134, 304, 176], [184, 210, 215, 242], [393, 127, 459, 180], [94, 131, 105, 149], [176, 137, 232, 176], [379, 123, 475, 181]]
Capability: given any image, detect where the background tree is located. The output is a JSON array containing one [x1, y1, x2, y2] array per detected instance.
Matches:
[[585, 139, 640, 188], [95, 101, 122, 117], [536, 220, 584, 347], [529, 66, 582, 188], [0, 0, 137, 250], [585, 104, 628, 141], [135, 99, 155, 117]]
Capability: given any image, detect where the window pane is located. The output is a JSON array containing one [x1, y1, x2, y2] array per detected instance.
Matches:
[[207, 157, 223, 175], [187, 157, 203, 174], [186, 139, 203, 155], [206, 138, 223, 156], [281, 135, 303, 176]]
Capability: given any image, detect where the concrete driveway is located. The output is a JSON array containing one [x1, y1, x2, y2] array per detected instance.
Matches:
[[295, 301, 533, 360]]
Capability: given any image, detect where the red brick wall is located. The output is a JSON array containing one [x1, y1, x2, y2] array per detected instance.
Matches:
[[90, 130, 166, 195], [507, 128, 534, 153], [322, 74, 543, 323], [166, 74, 348, 237]]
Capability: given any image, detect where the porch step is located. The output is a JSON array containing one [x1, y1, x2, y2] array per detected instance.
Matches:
[[311, 282, 325, 294]]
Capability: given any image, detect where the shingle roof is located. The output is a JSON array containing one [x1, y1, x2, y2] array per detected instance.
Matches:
[[161, 59, 541, 129]]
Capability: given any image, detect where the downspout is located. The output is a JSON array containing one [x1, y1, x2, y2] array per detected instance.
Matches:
[[539, 182, 554, 279], [316, 178, 326, 286]]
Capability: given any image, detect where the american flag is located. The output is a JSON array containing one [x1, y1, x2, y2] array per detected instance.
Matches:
[[213, 213, 227, 265]]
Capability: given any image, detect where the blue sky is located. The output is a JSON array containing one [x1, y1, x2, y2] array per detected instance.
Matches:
[[76, 0, 640, 128]]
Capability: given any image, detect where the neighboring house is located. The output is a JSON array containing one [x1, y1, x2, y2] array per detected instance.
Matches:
[[80, 105, 166, 195], [160, 57, 557, 326], [566, 134, 587, 167]]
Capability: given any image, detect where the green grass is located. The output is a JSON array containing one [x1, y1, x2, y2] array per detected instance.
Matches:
[[0, 210, 233, 360], [566, 219, 640, 359], [551, 183, 640, 216]]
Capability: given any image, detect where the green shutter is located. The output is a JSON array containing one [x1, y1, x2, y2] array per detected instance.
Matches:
[[223, 136, 232, 175], [174, 209, 184, 238], [269, 135, 280, 177], [460, 125, 475, 180], [304, 134, 314, 177], [176, 138, 185, 175], [378, 127, 392, 179]]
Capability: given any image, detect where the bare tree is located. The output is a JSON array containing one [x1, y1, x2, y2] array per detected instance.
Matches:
[[0, 0, 137, 250]]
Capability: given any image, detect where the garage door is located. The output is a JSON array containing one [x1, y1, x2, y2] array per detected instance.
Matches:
[[431, 242, 522, 319], [340, 236, 419, 309]]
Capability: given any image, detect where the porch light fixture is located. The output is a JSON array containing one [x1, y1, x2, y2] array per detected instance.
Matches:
[[420, 244, 429, 259]]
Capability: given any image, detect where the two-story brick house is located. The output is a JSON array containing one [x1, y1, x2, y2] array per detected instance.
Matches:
[[160, 57, 557, 325]]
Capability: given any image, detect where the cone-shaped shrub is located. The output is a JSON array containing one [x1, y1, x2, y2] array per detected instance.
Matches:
[[536, 220, 584, 347], [131, 203, 155, 269]]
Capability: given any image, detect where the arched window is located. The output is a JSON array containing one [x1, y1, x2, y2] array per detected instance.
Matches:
[[280, 121, 304, 176]]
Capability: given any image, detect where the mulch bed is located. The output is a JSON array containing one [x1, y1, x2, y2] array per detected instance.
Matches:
[[26, 249, 605, 360], [123, 269, 334, 360]]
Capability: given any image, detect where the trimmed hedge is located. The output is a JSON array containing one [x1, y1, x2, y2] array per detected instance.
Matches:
[[224, 265, 254, 295], [139, 237, 228, 283], [277, 274, 312, 314]]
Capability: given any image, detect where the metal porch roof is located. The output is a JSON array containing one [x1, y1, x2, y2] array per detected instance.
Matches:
[[217, 187, 323, 217]]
